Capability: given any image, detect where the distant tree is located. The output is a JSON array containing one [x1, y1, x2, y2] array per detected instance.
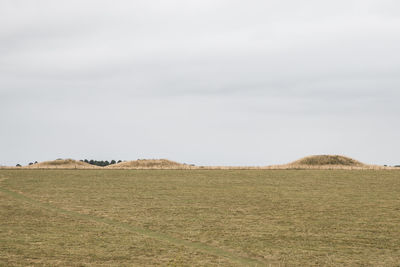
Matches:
[[94, 160, 104, 166], [29, 162, 33, 165], [34, 161, 38, 164], [16, 164, 21, 167], [84, 159, 121, 166], [117, 160, 122, 163]]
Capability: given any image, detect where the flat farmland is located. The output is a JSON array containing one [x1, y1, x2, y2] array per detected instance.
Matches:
[[1, 169, 399, 266]]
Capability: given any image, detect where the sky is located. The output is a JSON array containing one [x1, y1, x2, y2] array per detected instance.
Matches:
[[1, 0, 399, 166]]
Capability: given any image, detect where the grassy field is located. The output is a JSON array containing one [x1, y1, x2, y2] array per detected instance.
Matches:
[[1, 169, 399, 266]]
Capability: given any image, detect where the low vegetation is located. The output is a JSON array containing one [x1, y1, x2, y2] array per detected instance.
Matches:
[[106, 159, 190, 169], [80, 159, 122, 167], [7, 155, 394, 170], [267, 155, 390, 170], [1, 169, 400, 266], [291, 155, 363, 166], [24, 159, 97, 169]]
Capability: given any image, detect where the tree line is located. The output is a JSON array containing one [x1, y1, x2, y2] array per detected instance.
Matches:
[[80, 159, 122, 167]]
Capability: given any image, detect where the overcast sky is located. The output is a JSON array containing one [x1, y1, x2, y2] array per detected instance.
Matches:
[[1, 0, 399, 166]]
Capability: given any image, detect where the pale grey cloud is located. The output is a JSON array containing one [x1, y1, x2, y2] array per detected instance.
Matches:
[[1, 0, 399, 166]]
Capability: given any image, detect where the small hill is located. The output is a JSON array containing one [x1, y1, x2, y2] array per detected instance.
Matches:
[[25, 159, 98, 169], [106, 159, 191, 169], [262, 155, 379, 170], [292, 155, 364, 167]]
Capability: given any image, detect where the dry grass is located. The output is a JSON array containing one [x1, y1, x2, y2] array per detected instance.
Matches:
[[2, 155, 395, 170], [106, 159, 193, 169], [268, 155, 395, 170], [1, 169, 400, 266], [24, 159, 99, 169], [102, 155, 397, 170], [292, 155, 364, 166]]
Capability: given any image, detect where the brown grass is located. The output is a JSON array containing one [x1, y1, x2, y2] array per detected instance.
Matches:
[[292, 155, 364, 166], [106, 159, 194, 169], [266, 155, 394, 170], [2, 155, 395, 170], [24, 159, 99, 169], [194, 155, 393, 170], [1, 169, 400, 266]]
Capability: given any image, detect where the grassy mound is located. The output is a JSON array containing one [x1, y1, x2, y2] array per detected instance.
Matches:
[[25, 159, 97, 169], [290, 155, 364, 167], [293, 155, 363, 166], [106, 159, 189, 169]]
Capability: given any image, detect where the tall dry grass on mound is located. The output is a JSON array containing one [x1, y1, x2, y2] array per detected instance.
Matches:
[[24, 159, 99, 169], [3, 155, 396, 170], [192, 155, 385, 170], [263, 164, 392, 170], [106, 159, 195, 169], [266, 155, 390, 170], [201, 155, 395, 170], [293, 155, 363, 166]]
